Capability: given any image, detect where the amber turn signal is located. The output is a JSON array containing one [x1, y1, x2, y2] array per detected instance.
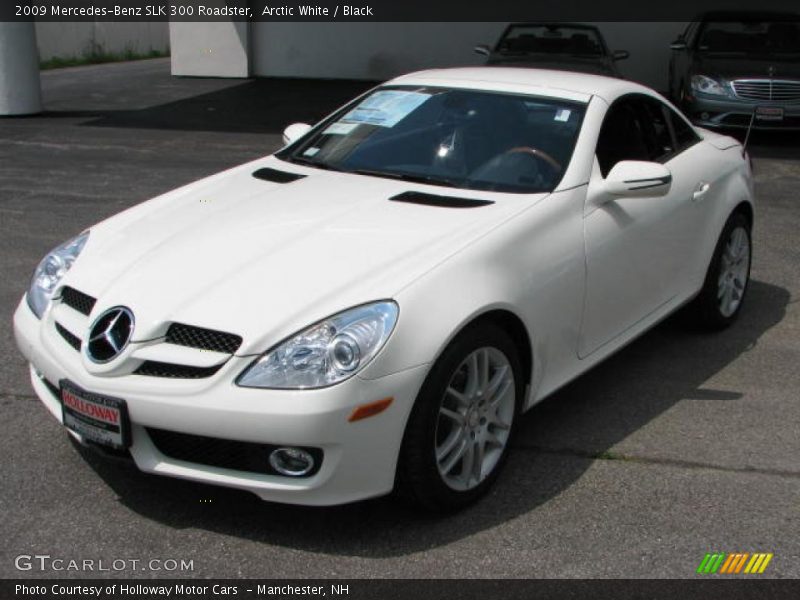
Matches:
[[348, 397, 394, 422]]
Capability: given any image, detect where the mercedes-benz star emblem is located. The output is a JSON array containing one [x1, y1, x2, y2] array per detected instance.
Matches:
[[86, 307, 135, 363]]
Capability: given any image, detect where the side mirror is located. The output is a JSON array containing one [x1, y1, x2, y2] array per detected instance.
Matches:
[[282, 122, 312, 146], [670, 39, 688, 50], [612, 50, 630, 61], [474, 44, 491, 56], [603, 161, 672, 198]]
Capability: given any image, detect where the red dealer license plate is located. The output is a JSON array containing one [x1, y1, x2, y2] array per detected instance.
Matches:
[[755, 106, 784, 121], [60, 381, 131, 450]]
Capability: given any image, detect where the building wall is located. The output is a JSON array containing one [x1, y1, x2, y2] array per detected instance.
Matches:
[[169, 21, 250, 78], [170, 22, 690, 90], [252, 22, 507, 82], [252, 22, 689, 90], [35, 22, 169, 61]]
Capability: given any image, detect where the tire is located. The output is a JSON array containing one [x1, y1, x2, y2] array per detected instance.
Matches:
[[395, 322, 523, 511], [688, 211, 752, 330]]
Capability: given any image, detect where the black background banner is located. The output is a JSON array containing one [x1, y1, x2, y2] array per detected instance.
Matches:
[[4, 0, 800, 22], [4, 580, 800, 600]]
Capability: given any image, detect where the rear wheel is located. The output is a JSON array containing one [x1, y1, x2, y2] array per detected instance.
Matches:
[[688, 212, 752, 329], [396, 323, 523, 511]]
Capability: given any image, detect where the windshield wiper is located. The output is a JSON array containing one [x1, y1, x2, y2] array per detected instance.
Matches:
[[350, 168, 457, 188]]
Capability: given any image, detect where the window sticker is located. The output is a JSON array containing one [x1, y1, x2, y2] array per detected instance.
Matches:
[[340, 90, 431, 128], [322, 122, 360, 135], [555, 109, 571, 122], [303, 147, 320, 157]]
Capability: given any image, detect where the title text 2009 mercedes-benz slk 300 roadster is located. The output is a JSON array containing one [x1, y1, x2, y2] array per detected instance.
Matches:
[[14, 68, 753, 510]]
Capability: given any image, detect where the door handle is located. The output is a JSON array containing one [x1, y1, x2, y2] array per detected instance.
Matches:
[[692, 182, 711, 201]]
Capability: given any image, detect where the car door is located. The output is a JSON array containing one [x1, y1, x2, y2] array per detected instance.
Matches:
[[579, 94, 706, 358]]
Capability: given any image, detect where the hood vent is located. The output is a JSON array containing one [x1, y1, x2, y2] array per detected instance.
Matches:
[[390, 191, 494, 209], [252, 167, 306, 184]]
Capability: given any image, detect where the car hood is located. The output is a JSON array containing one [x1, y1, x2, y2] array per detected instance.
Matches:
[[486, 54, 616, 76], [693, 53, 800, 80], [65, 157, 539, 353]]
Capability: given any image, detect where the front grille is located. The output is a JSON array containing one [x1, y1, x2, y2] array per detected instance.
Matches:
[[165, 323, 242, 354], [134, 360, 223, 379], [146, 427, 323, 477], [60, 286, 96, 316], [732, 79, 800, 103], [55, 322, 81, 351]]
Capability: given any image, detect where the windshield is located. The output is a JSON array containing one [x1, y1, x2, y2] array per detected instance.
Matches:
[[278, 86, 586, 194], [497, 25, 605, 57], [697, 21, 800, 54]]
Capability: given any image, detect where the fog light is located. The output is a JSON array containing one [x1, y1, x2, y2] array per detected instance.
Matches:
[[269, 447, 315, 477]]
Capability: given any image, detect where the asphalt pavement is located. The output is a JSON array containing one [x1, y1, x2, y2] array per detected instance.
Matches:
[[0, 58, 798, 579]]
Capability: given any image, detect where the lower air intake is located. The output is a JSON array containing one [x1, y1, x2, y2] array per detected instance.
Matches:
[[134, 361, 223, 379], [146, 428, 323, 477]]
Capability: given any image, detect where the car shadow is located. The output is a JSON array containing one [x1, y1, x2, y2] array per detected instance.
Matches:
[[74, 279, 789, 557], [724, 129, 800, 160], [62, 78, 378, 135]]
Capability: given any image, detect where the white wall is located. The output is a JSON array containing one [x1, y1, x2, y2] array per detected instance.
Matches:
[[35, 22, 169, 61], [169, 21, 250, 77], [249, 22, 689, 90], [252, 22, 506, 81]]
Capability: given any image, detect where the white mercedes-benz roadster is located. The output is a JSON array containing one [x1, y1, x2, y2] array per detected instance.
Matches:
[[14, 68, 754, 510]]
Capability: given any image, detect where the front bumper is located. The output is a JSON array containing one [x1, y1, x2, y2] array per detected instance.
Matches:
[[13, 297, 428, 506], [685, 94, 800, 130]]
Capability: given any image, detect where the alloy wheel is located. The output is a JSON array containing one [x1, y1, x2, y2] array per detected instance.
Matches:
[[434, 347, 516, 491], [717, 225, 750, 318]]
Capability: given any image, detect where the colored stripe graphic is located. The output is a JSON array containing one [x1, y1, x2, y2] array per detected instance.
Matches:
[[734, 553, 750, 574], [719, 554, 736, 573], [720, 553, 749, 574], [697, 553, 727, 574], [744, 553, 774, 574], [699, 552, 773, 574], [720, 553, 735, 573], [697, 554, 713, 574]]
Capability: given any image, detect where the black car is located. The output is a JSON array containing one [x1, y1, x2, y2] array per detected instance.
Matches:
[[669, 12, 800, 130], [475, 23, 629, 77]]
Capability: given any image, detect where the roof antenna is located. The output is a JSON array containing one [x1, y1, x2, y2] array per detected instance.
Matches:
[[742, 108, 756, 158]]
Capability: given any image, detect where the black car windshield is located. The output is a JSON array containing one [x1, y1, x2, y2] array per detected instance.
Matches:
[[497, 25, 605, 57], [698, 21, 800, 54], [278, 86, 586, 194]]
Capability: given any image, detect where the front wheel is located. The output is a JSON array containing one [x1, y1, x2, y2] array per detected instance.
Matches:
[[688, 212, 752, 329], [395, 323, 523, 511]]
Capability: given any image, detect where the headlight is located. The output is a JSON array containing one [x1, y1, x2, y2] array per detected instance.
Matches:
[[236, 301, 399, 389], [691, 74, 728, 96], [27, 231, 89, 319]]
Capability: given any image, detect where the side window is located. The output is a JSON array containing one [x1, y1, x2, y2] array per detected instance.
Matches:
[[667, 107, 701, 151], [636, 97, 675, 162], [596, 99, 652, 177]]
